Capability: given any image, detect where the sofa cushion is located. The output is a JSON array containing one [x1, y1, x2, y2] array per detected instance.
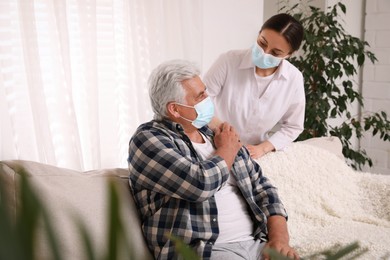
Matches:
[[0, 160, 152, 260]]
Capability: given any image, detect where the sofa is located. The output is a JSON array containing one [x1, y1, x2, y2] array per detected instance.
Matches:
[[0, 160, 153, 260], [1, 137, 389, 260]]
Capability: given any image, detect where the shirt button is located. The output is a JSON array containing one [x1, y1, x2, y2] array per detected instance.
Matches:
[[212, 218, 216, 222], [208, 242, 213, 245]]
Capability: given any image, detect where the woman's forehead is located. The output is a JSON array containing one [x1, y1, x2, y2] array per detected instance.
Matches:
[[259, 29, 291, 52]]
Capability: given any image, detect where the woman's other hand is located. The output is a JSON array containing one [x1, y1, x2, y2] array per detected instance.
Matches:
[[246, 141, 275, 159]]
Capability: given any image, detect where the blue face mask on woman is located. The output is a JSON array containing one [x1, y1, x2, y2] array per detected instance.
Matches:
[[175, 97, 215, 128], [251, 42, 286, 69]]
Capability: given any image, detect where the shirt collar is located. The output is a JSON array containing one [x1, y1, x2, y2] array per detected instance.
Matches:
[[158, 118, 214, 137], [238, 48, 255, 70], [239, 47, 291, 81]]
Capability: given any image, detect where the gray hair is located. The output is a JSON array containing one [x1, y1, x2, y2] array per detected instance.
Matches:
[[148, 59, 200, 120]]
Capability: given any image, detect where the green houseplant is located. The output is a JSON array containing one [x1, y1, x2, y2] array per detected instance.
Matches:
[[280, 1, 390, 170]]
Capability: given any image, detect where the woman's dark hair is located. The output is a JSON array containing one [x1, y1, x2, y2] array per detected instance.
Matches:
[[261, 13, 304, 53]]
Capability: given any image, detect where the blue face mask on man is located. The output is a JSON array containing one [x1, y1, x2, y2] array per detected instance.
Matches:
[[251, 42, 286, 69], [175, 97, 214, 128]]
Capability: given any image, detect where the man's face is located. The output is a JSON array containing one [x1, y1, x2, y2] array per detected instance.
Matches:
[[177, 76, 208, 122]]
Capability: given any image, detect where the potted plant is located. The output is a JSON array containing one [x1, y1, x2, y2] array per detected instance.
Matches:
[[280, 1, 390, 170]]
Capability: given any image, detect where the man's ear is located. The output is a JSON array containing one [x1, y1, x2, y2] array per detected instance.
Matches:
[[167, 102, 181, 118]]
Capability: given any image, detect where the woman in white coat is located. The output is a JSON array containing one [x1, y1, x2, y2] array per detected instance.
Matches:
[[204, 13, 305, 159]]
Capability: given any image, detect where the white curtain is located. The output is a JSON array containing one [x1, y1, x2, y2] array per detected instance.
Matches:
[[0, 0, 203, 171]]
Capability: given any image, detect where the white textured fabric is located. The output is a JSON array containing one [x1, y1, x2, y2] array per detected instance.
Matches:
[[256, 142, 390, 259], [0, 0, 202, 171], [203, 49, 305, 150]]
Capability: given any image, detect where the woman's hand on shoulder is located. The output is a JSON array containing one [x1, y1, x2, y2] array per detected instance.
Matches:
[[208, 116, 223, 131]]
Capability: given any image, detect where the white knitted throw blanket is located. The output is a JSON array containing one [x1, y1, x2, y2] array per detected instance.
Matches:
[[256, 143, 390, 259]]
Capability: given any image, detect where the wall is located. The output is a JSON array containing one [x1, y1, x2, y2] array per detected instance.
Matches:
[[326, 0, 364, 152], [362, 0, 390, 175], [264, 0, 324, 20], [201, 0, 263, 73]]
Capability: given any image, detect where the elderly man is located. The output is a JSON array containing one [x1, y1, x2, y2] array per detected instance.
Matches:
[[128, 60, 298, 260]]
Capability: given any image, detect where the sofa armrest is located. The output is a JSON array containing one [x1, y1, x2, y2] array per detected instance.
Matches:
[[299, 136, 344, 160]]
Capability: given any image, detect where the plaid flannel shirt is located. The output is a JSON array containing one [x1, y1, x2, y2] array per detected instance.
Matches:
[[128, 119, 287, 259]]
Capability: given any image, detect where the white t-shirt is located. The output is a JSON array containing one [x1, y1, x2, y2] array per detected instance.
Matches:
[[203, 48, 305, 150], [191, 133, 253, 244]]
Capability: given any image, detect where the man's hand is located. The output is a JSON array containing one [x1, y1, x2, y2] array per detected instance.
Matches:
[[214, 122, 241, 151], [262, 240, 299, 260], [262, 215, 299, 260], [213, 122, 242, 170]]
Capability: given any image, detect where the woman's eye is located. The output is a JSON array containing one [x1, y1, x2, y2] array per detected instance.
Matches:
[[271, 51, 282, 57]]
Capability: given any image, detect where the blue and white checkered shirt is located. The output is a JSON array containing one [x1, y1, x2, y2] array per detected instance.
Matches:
[[128, 119, 287, 259]]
